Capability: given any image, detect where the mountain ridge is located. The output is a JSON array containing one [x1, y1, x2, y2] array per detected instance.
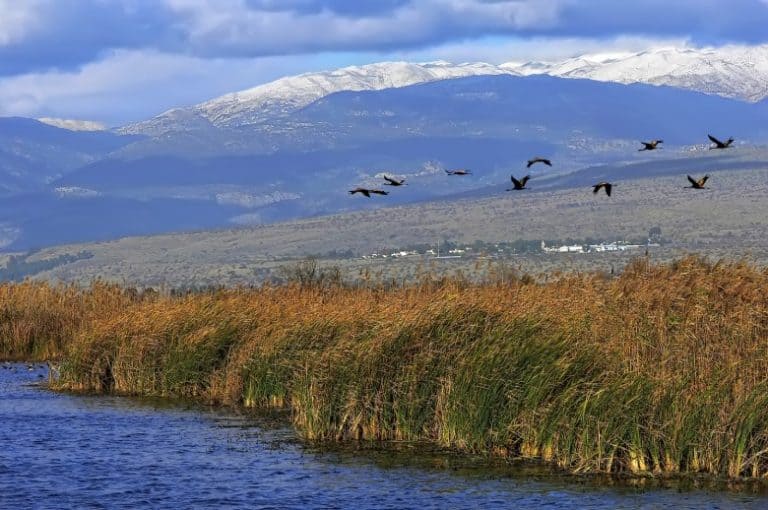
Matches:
[[120, 45, 768, 136]]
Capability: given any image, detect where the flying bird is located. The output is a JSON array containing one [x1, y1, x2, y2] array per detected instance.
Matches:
[[445, 169, 472, 175], [527, 157, 552, 168], [687, 174, 709, 189], [507, 174, 530, 191], [383, 175, 406, 186], [639, 140, 663, 151], [592, 182, 613, 197], [349, 187, 389, 197], [708, 134, 734, 149]]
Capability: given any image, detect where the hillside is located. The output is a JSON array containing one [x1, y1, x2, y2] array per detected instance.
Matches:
[[9, 74, 757, 253], [17, 163, 768, 287], [510, 45, 768, 102], [1, 53, 768, 253], [122, 45, 768, 138]]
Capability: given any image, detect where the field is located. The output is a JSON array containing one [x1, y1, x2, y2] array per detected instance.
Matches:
[[14, 163, 768, 287], [4, 256, 768, 479]]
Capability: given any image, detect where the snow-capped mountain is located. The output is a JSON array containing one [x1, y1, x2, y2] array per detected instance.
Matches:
[[505, 45, 768, 103], [37, 117, 106, 131], [121, 44, 768, 136], [121, 61, 518, 135]]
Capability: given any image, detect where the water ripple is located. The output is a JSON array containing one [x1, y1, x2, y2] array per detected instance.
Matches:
[[1, 365, 766, 509]]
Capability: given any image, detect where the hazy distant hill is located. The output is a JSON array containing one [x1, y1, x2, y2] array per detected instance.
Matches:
[[20, 165, 768, 287], [2, 73, 768, 251], [122, 46, 768, 139], [0, 117, 138, 195]]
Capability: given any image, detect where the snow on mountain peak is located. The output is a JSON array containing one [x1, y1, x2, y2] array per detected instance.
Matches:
[[120, 61, 519, 135], [507, 44, 768, 102], [38, 117, 106, 132], [120, 44, 768, 136], [192, 60, 517, 129]]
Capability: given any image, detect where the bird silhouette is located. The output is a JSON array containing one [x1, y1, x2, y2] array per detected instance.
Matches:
[[349, 187, 389, 197], [527, 157, 552, 168], [507, 174, 530, 191], [383, 175, 406, 186], [687, 174, 709, 189], [445, 169, 472, 175], [708, 134, 734, 149], [593, 182, 613, 196], [639, 140, 663, 151]]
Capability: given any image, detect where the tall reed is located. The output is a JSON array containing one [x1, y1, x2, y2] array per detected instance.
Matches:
[[4, 256, 768, 479]]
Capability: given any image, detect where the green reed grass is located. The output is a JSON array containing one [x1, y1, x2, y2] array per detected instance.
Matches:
[[4, 256, 768, 479]]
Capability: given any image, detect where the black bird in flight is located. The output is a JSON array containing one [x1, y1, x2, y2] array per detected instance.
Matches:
[[445, 169, 472, 175], [639, 140, 663, 151], [507, 174, 530, 191], [687, 174, 709, 189], [527, 157, 552, 168], [383, 175, 406, 186], [349, 187, 389, 197], [592, 182, 613, 196], [708, 134, 734, 149]]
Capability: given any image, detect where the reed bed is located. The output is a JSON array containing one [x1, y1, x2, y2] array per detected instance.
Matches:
[[4, 256, 768, 479], [0, 280, 134, 360]]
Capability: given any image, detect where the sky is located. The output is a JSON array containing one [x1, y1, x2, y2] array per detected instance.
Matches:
[[1, 0, 768, 126]]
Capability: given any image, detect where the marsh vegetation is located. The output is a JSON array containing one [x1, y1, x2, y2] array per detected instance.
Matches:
[[3, 256, 768, 480]]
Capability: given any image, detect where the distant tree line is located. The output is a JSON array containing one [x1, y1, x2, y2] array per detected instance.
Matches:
[[0, 251, 93, 282]]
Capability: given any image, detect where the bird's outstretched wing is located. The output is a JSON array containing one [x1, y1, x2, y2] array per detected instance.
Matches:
[[520, 175, 531, 187], [687, 175, 698, 186], [593, 182, 612, 196], [510, 175, 522, 188], [349, 188, 372, 197], [527, 157, 552, 167], [708, 134, 723, 146]]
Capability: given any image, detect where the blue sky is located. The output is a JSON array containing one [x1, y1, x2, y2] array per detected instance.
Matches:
[[1, 0, 768, 125]]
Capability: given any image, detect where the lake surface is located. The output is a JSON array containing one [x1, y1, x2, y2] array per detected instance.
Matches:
[[1, 364, 766, 509]]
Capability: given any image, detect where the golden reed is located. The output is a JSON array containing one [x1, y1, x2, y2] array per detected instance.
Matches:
[[3, 256, 768, 479]]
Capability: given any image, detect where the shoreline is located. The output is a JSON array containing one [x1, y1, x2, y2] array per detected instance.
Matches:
[[4, 255, 768, 482], [18, 368, 768, 493]]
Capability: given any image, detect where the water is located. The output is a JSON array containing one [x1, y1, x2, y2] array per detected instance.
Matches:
[[1, 365, 765, 509]]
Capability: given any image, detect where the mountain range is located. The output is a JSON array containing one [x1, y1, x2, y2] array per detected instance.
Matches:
[[122, 44, 768, 137], [1, 44, 768, 252]]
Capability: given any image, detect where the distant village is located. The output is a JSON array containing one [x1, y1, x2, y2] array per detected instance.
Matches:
[[358, 228, 663, 261]]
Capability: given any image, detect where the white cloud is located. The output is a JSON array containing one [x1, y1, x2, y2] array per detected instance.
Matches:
[[0, 0, 46, 45], [161, 0, 570, 55], [0, 49, 319, 125], [396, 35, 692, 64]]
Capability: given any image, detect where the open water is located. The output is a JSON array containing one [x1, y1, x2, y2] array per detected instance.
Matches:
[[1, 364, 765, 509]]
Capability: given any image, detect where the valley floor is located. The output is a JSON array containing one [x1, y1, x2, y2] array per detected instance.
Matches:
[[10, 166, 768, 287]]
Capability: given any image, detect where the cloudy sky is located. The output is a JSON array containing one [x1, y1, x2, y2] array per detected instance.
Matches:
[[1, 0, 768, 126]]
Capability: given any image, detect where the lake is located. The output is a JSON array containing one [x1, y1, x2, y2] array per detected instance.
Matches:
[[1, 364, 764, 509]]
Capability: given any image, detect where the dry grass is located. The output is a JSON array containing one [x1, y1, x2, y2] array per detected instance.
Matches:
[[4, 256, 768, 479], [0, 280, 135, 360]]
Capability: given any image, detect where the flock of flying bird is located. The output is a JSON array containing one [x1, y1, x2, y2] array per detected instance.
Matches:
[[348, 134, 736, 198]]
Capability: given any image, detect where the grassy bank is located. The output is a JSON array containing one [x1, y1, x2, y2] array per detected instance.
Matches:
[[3, 256, 768, 479]]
